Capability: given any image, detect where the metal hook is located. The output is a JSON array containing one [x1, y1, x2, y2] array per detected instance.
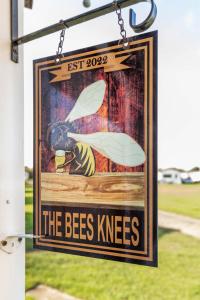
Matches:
[[129, 0, 157, 33]]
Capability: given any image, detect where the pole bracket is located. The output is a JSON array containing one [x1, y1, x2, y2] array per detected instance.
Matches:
[[0, 234, 42, 254]]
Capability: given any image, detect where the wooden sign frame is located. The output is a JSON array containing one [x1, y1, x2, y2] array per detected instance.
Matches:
[[33, 31, 158, 267]]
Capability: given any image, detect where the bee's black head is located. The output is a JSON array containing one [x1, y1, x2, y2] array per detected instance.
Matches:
[[47, 121, 76, 152]]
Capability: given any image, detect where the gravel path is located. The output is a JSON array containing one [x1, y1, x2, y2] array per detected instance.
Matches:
[[159, 210, 200, 239], [26, 285, 80, 300]]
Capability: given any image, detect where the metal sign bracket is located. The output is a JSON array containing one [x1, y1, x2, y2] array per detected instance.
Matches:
[[11, 0, 157, 60], [0, 234, 42, 254]]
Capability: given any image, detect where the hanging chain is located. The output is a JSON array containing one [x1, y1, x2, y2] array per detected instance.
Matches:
[[55, 20, 68, 64], [113, 1, 129, 48]]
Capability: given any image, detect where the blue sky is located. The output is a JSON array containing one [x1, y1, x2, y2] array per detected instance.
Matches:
[[24, 0, 200, 170]]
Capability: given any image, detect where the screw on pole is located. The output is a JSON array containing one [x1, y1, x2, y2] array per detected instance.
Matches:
[[24, 0, 34, 9]]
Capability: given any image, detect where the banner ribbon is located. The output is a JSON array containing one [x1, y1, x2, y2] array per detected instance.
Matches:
[[50, 53, 130, 83]]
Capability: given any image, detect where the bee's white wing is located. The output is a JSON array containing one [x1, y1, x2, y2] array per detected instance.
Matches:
[[68, 132, 146, 167], [65, 80, 106, 123]]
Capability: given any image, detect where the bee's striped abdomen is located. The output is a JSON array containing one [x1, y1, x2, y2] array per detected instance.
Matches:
[[70, 142, 95, 177]]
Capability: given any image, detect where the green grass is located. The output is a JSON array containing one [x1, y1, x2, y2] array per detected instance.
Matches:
[[25, 185, 34, 252], [26, 184, 200, 300], [26, 231, 200, 300], [159, 184, 200, 219]]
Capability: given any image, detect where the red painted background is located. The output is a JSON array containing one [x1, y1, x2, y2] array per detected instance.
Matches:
[[41, 51, 144, 173]]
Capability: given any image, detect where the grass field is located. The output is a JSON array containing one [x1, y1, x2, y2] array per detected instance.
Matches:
[[26, 184, 200, 300], [159, 184, 200, 219]]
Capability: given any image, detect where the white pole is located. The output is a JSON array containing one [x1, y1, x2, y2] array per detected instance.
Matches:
[[0, 0, 25, 299]]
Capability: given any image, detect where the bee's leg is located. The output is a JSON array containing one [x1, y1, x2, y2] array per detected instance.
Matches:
[[74, 161, 82, 171], [69, 158, 85, 175], [58, 152, 76, 169]]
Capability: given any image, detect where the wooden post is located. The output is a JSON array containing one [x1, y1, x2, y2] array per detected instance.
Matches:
[[0, 0, 25, 299]]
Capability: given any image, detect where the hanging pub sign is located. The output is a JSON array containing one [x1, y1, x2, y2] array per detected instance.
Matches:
[[33, 31, 158, 267]]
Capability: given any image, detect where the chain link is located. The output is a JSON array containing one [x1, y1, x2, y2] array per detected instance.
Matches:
[[113, 1, 129, 48], [55, 3, 128, 63], [55, 20, 68, 64]]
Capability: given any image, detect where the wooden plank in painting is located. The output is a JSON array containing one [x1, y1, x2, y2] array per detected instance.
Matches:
[[41, 172, 144, 206]]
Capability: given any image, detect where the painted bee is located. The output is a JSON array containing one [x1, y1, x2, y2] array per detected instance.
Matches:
[[47, 80, 145, 176]]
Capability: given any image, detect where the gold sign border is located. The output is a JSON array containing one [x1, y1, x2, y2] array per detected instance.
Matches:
[[34, 35, 156, 263]]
